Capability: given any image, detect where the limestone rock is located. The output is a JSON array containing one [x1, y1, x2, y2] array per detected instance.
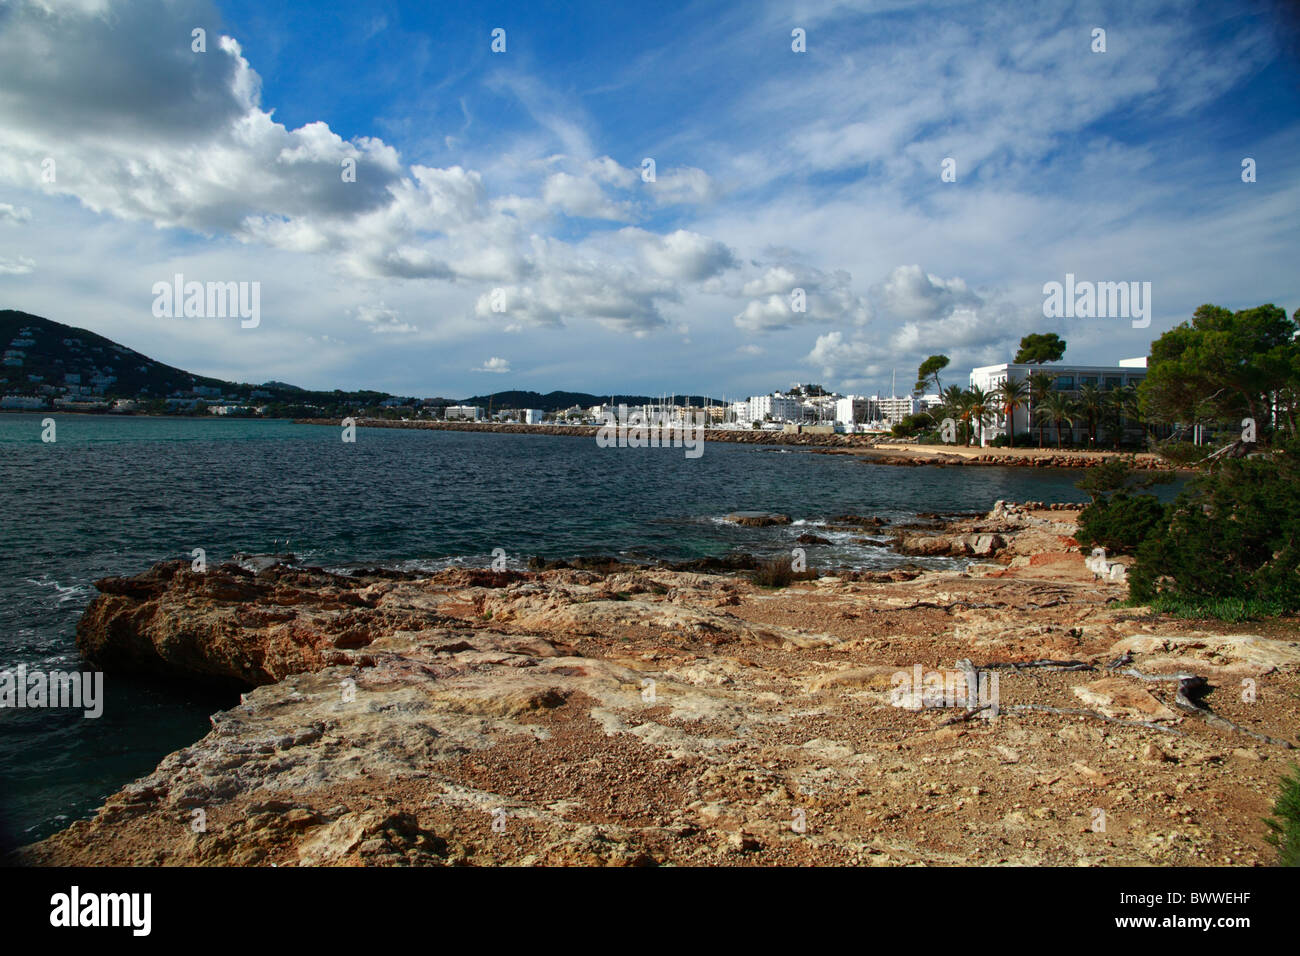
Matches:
[[16, 508, 1292, 869], [1072, 677, 1178, 722], [724, 512, 792, 527]]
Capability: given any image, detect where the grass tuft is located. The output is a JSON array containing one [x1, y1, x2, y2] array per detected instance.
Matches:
[[1137, 595, 1289, 622], [1265, 763, 1300, 866]]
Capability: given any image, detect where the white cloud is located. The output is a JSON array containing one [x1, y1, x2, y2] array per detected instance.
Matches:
[[806, 330, 880, 378], [355, 304, 416, 335], [875, 264, 982, 322], [542, 171, 633, 221], [651, 166, 716, 205], [630, 228, 737, 281], [473, 356, 511, 373], [0, 0, 1294, 402], [733, 264, 870, 331], [801, 264, 1047, 390], [0, 256, 36, 275], [586, 156, 639, 189], [0, 204, 32, 225]]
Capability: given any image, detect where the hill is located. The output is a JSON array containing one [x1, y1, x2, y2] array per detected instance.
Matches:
[[1, 310, 723, 415], [0, 310, 390, 412], [1, 309, 231, 399]]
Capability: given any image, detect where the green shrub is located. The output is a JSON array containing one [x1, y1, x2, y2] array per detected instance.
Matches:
[[1129, 441, 1300, 611], [1150, 439, 1205, 466], [1265, 763, 1300, 866], [1073, 459, 1172, 553], [753, 558, 793, 588], [890, 412, 933, 438], [752, 558, 816, 589], [1076, 492, 1167, 553]]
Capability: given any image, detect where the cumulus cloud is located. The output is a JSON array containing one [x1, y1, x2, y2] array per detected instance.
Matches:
[[628, 228, 737, 282], [733, 264, 870, 332], [471, 235, 689, 332], [650, 166, 716, 206], [473, 356, 511, 373], [355, 304, 416, 335], [874, 264, 982, 322], [0, 204, 32, 225], [542, 170, 633, 221], [586, 156, 639, 189], [802, 264, 1043, 387], [0, 256, 36, 275], [806, 331, 882, 378], [0, 0, 747, 339]]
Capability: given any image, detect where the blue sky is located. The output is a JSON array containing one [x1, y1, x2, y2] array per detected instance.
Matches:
[[1, 0, 1298, 399]]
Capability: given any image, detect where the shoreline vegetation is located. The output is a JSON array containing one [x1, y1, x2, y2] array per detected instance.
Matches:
[[293, 417, 1178, 470], [14, 502, 1298, 867]]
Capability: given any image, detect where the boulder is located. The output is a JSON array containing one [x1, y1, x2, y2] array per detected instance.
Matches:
[[724, 512, 791, 527], [795, 533, 832, 545], [1071, 677, 1179, 721]]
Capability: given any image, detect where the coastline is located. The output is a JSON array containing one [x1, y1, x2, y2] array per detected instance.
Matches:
[[16, 502, 1297, 866], [293, 417, 1177, 470]]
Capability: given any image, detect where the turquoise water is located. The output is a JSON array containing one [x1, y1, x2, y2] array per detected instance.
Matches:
[[0, 412, 1111, 849]]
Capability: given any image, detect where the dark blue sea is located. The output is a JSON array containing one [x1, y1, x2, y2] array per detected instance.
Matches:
[[0, 412, 1120, 849]]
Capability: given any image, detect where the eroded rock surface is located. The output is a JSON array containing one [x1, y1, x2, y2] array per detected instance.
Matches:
[[20, 507, 1300, 867]]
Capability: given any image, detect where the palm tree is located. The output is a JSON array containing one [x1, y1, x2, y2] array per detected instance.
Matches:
[[1102, 390, 1120, 449], [1114, 383, 1141, 447], [1041, 392, 1075, 449], [1026, 372, 1055, 448], [967, 385, 991, 446], [940, 384, 968, 444], [1077, 383, 1104, 447], [994, 378, 1029, 447]]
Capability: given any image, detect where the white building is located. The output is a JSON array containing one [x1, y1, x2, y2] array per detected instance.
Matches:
[[729, 400, 752, 425], [445, 405, 484, 421], [522, 408, 543, 425], [874, 395, 920, 426], [968, 359, 1148, 444], [799, 395, 840, 422], [835, 395, 870, 427], [749, 393, 800, 422]]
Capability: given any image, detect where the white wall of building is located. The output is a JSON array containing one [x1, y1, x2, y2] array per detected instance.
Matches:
[[874, 395, 920, 425], [968, 362, 1148, 444], [835, 396, 869, 426], [749, 394, 800, 422]]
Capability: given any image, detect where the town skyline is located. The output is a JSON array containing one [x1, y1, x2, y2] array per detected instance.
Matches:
[[4, 306, 1149, 444]]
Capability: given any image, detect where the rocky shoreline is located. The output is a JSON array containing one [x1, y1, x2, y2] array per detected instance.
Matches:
[[16, 504, 1299, 866], [295, 418, 1175, 469]]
